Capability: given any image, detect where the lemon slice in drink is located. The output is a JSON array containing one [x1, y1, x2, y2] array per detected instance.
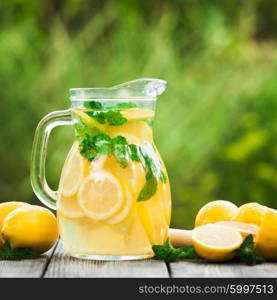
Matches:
[[73, 109, 107, 131], [105, 183, 134, 225], [121, 109, 154, 120], [58, 195, 84, 219], [101, 155, 145, 195], [59, 144, 85, 197], [78, 171, 124, 220]]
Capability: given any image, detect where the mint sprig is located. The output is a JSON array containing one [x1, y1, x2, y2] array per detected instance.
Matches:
[[153, 239, 199, 262], [0, 241, 38, 260], [85, 111, 128, 126], [234, 235, 265, 265]]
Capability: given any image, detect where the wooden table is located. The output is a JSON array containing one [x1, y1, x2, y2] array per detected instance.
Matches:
[[0, 241, 276, 278]]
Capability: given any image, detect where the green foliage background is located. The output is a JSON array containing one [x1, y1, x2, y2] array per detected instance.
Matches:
[[0, 0, 277, 228]]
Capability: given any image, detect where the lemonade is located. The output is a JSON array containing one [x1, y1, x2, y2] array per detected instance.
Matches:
[[57, 104, 171, 259]]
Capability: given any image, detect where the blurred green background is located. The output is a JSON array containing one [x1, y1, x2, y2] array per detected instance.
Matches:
[[0, 0, 277, 229]]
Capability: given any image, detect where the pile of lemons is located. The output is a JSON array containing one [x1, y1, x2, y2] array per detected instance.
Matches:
[[0, 202, 58, 254], [192, 200, 277, 262]]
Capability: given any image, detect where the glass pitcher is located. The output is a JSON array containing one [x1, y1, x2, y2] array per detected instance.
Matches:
[[31, 78, 171, 260]]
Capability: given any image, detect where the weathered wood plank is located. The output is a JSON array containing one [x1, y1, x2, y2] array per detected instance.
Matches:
[[44, 241, 169, 278], [169, 260, 277, 278], [0, 245, 56, 278]]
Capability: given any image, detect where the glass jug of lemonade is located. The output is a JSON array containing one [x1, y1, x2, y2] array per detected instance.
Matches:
[[31, 79, 171, 260]]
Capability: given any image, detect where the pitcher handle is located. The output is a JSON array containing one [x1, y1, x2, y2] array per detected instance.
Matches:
[[30, 109, 74, 210]]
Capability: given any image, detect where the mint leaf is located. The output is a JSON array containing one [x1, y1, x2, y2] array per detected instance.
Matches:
[[159, 170, 167, 184], [113, 102, 137, 109], [85, 111, 127, 126], [79, 133, 113, 160], [128, 144, 140, 162], [92, 134, 113, 154], [153, 239, 199, 262], [84, 101, 103, 110], [137, 171, 158, 201], [74, 119, 101, 140], [235, 235, 265, 265], [0, 241, 38, 260], [85, 111, 106, 124], [104, 111, 127, 126], [112, 136, 129, 168]]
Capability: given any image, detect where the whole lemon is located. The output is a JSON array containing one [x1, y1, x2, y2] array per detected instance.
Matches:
[[233, 202, 268, 226], [1, 205, 59, 254], [0, 201, 30, 247], [0, 201, 30, 229], [195, 200, 238, 227]]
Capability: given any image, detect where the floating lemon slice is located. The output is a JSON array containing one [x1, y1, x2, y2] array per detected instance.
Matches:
[[192, 224, 243, 262], [90, 154, 107, 171], [109, 121, 152, 143], [58, 195, 84, 219], [59, 144, 85, 197], [101, 155, 145, 195], [73, 109, 107, 131], [105, 183, 134, 225], [78, 171, 124, 220], [121, 109, 154, 120]]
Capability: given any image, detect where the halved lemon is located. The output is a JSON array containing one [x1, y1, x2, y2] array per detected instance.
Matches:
[[105, 183, 134, 225], [59, 144, 85, 197], [192, 224, 243, 262], [216, 221, 259, 237], [78, 171, 124, 220], [58, 195, 84, 219], [121, 108, 154, 120]]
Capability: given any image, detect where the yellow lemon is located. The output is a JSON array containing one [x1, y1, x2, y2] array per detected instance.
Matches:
[[0, 201, 30, 247], [256, 209, 277, 261], [216, 221, 260, 238], [105, 183, 134, 225], [1, 205, 59, 254], [192, 224, 243, 262], [0, 201, 30, 229], [120, 108, 154, 120], [59, 143, 87, 197], [101, 155, 145, 196], [108, 120, 153, 143], [233, 202, 268, 226], [195, 200, 238, 227], [78, 171, 124, 220]]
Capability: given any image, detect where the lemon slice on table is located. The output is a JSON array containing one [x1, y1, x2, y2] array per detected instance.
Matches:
[[58, 195, 84, 219], [121, 109, 154, 120], [105, 183, 134, 225], [192, 224, 243, 262], [78, 171, 124, 220], [59, 144, 85, 197]]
